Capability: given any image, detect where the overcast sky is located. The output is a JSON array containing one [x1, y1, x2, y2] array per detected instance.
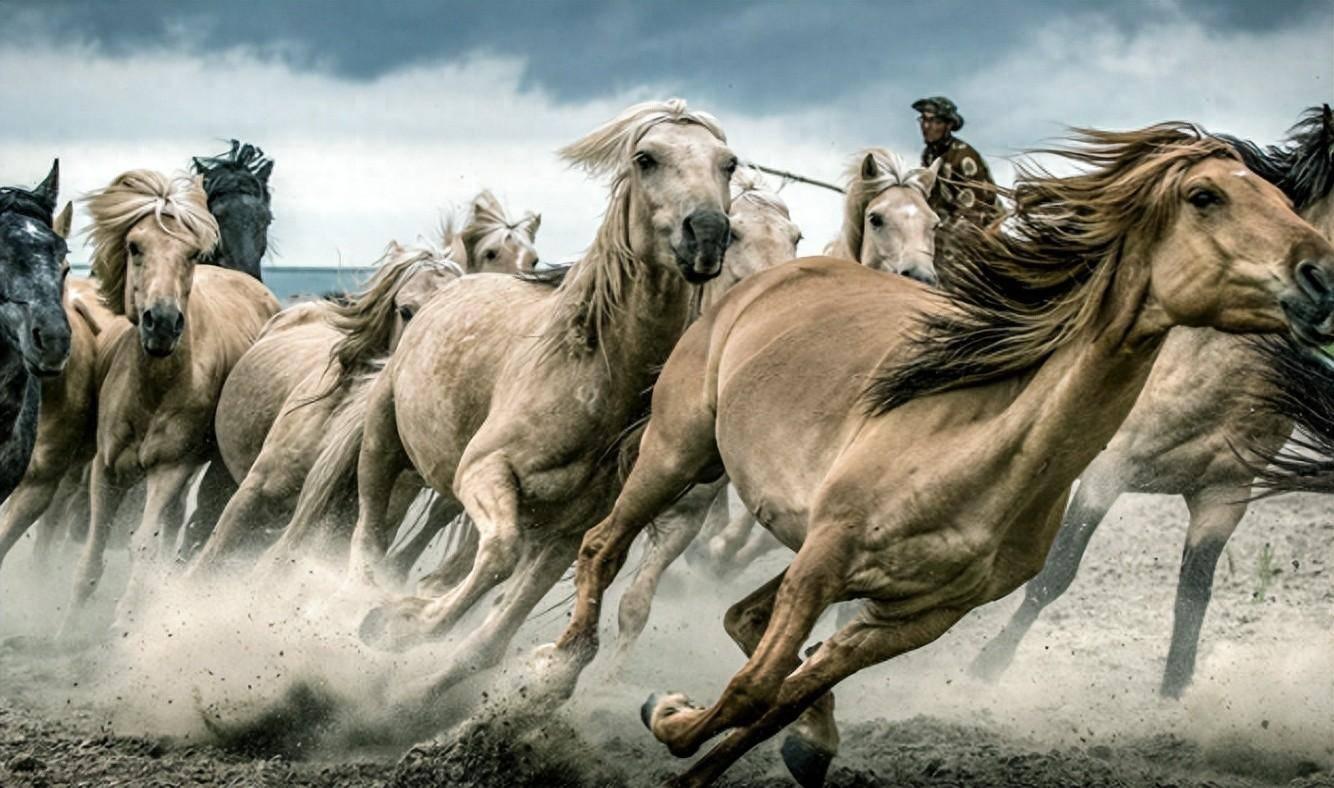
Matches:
[[2, 0, 1331, 267]]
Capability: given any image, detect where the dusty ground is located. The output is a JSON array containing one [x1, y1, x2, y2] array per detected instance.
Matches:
[[0, 490, 1330, 787]]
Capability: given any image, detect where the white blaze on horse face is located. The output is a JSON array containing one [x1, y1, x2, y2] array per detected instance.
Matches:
[[20, 217, 48, 242], [626, 122, 734, 270], [861, 186, 939, 281]]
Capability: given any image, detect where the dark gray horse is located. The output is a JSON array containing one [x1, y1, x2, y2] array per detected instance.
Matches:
[[192, 140, 274, 281], [0, 161, 72, 502]]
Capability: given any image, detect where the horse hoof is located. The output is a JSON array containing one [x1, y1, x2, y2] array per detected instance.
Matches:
[[357, 606, 413, 653], [781, 732, 835, 788], [640, 692, 659, 729]]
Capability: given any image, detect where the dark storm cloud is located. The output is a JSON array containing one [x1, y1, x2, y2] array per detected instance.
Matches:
[[7, 0, 1330, 113]]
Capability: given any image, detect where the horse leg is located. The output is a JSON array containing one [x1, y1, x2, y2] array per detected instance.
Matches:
[[358, 452, 523, 651], [668, 605, 968, 788], [0, 473, 63, 580], [613, 496, 710, 665], [413, 511, 477, 597], [61, 460, 134, 637], [31, 471, 80, 571], [969, 472, 1122, 680], [645, 524, 852, 759], [400, 534, 583, 724], [186, 458, 297, 580], [112, 463, 195, 632], [1160, 487, 1247, 698], [345, 383, 410, 586], [178, 458, 237, 562], [704, 508, 758, 574]]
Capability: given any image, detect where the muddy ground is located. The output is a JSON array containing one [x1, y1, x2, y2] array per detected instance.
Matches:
[[0, 491, 1330, 787]]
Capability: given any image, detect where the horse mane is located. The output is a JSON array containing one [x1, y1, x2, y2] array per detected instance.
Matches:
[[191, 140, 273, 205], [1240, 336, 1334, 494], [84, 170, 219, 316], [865, 124, 1238, 415], [1219, 104, 1333, 212], [539, 98, 726, 353], [731, 167, 791, 218], [456, 190, 539, 270], [320, 240, 462, 397], [828, 148, 930, 262]]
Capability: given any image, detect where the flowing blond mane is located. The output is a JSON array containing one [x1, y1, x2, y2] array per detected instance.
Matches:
[[828, 148, 930, 262], [320, 240, 462, 397], [731, 167, 791, 218], [867, 124, 1238, 415], [538, 98, 727, 352], [84, 170, 219, 315], [447, 190, 540, 272]]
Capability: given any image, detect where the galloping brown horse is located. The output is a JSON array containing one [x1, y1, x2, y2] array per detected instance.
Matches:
[[524, 125, 1334, 787], [970, 105, 1334, 698], [63, 170, 278, 633]]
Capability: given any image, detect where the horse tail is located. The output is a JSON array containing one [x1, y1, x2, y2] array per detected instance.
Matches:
[[278, 362, 383, 552], [1239, 336, 1334, 495]]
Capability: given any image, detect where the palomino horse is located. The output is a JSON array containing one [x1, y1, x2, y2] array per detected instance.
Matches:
[[0, 161, 71, 504], [183, 193, 539, 560], [611, 168, 802, 659], [694, 150, 949, 586], [63, 170, 278, 632], [0, 203, 111, 580], [271, 102, 734, 698], [192, 140, 274, 281], [185, 242, 463, 574], [825, 148, 940, 283], [444, 189, 541, 274], [970, 104, 1334, 698], [523, 125, 1334, 787]]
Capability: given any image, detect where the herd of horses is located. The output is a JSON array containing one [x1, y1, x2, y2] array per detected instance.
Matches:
[[0, 100, 1331, 787]]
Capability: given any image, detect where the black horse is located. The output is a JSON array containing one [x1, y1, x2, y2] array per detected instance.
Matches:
[[191, 140, 274, 281], [0, 161, 72, 502]]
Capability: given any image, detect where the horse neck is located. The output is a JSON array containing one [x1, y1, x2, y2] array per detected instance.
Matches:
[[556, 250, 693, 405], [988, 251, 1165, 498], [0, 343, 35, 452]]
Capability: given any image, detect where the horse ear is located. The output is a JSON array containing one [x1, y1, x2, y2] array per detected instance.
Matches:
[[33, 159, 59, 213], [255, 159, 274, 185], [53, 201, 73, 239], [908, 157, 943, 197], [521, 212, 541, 239], [860, 153, 880, 181], [1323, 103, 1333, 137]]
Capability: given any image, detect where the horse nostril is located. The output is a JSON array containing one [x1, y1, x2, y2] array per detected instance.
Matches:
[[1296, 260, 1332, 298], [141, 310, 155, 330], [173, 313, 185, 334], [30, 326, 44, 351]]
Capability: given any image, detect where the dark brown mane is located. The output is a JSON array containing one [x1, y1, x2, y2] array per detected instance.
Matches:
[[865, 124, 1238, 415], [1240, 335, 1334, 495]]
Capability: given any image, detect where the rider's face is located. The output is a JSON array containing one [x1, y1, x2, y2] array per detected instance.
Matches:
[[919, 114, 948, 144]]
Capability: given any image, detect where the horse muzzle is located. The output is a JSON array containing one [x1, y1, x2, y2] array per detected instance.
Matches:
[[675, 209, 730, 284], [19, 306, 71, 377], [139, 303, 186, 358], [1282, 258, 1334, 347]]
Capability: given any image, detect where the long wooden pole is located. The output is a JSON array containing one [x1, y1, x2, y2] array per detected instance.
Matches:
[[743, 162, 845, 194]]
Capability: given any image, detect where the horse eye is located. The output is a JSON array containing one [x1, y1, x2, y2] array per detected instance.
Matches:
[[127, 241, 141, 256], [869, 214, 885, 229], [723, 157, 739, 176], [1187, 188, 1222, 210], [634, 151, 657, 171], [485, 249, 498, 260], [398, 305, 415, 321]]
